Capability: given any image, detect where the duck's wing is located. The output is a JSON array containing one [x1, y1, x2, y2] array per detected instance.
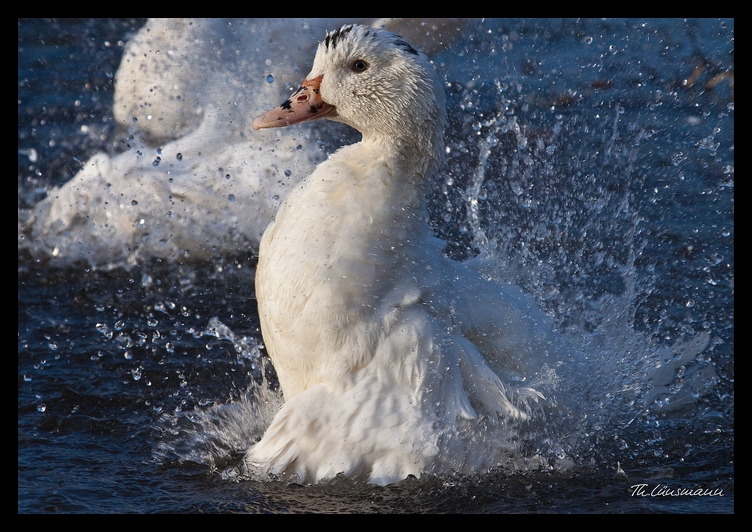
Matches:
[[371, 233, 552, 419], [419, 248, 562, 376]]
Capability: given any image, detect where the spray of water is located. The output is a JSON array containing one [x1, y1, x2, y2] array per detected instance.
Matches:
[[152, 81, 719, 481]]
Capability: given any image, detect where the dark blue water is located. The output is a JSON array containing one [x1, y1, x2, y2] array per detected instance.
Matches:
[[19, 18, 733, 513]]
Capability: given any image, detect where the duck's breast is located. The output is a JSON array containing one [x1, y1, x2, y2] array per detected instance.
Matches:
[[256, 146, 428, 395]]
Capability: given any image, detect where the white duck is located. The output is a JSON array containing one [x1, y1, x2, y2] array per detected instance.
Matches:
[[246, 24, 562, 485]]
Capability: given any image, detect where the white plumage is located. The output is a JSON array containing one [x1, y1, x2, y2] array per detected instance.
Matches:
[[246, 24, 562, 485]]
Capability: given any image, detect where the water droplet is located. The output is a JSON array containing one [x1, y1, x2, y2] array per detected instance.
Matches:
[[266, 74, 274, 83], [671, 152, 686, 166], [152, 157, 161, 166], [284, 169, 292, 177], [698, 135, 720, 153], [228, 194, 236, 202], [96, 323, 113, 339], [37, 403, 47, 413], [176, 153, 183, 160], [131, 200, 138, 206]]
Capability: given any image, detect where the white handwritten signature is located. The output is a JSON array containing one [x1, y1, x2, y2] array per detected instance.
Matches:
[[629, 484, 724, 497]]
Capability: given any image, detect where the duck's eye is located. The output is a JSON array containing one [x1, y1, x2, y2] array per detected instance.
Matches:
[[351, 59, 368, 73]]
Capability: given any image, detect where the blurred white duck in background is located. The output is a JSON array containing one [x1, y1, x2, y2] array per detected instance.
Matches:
[[20, 18, 467, 268], [246, 24, 564, 485]]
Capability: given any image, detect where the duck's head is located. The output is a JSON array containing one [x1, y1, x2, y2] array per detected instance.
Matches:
[[253, 24, 446, 157]]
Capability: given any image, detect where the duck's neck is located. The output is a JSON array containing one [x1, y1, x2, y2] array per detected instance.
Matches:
[[360, 127, 445, 190]]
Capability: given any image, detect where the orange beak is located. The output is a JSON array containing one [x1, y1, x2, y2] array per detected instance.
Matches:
[[252, 75, 336, 130]]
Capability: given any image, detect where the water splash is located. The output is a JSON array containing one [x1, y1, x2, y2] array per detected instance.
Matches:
[[438, 76, 723, 470], [150, 92, 723, 480], [153, 318, 282, 473]]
